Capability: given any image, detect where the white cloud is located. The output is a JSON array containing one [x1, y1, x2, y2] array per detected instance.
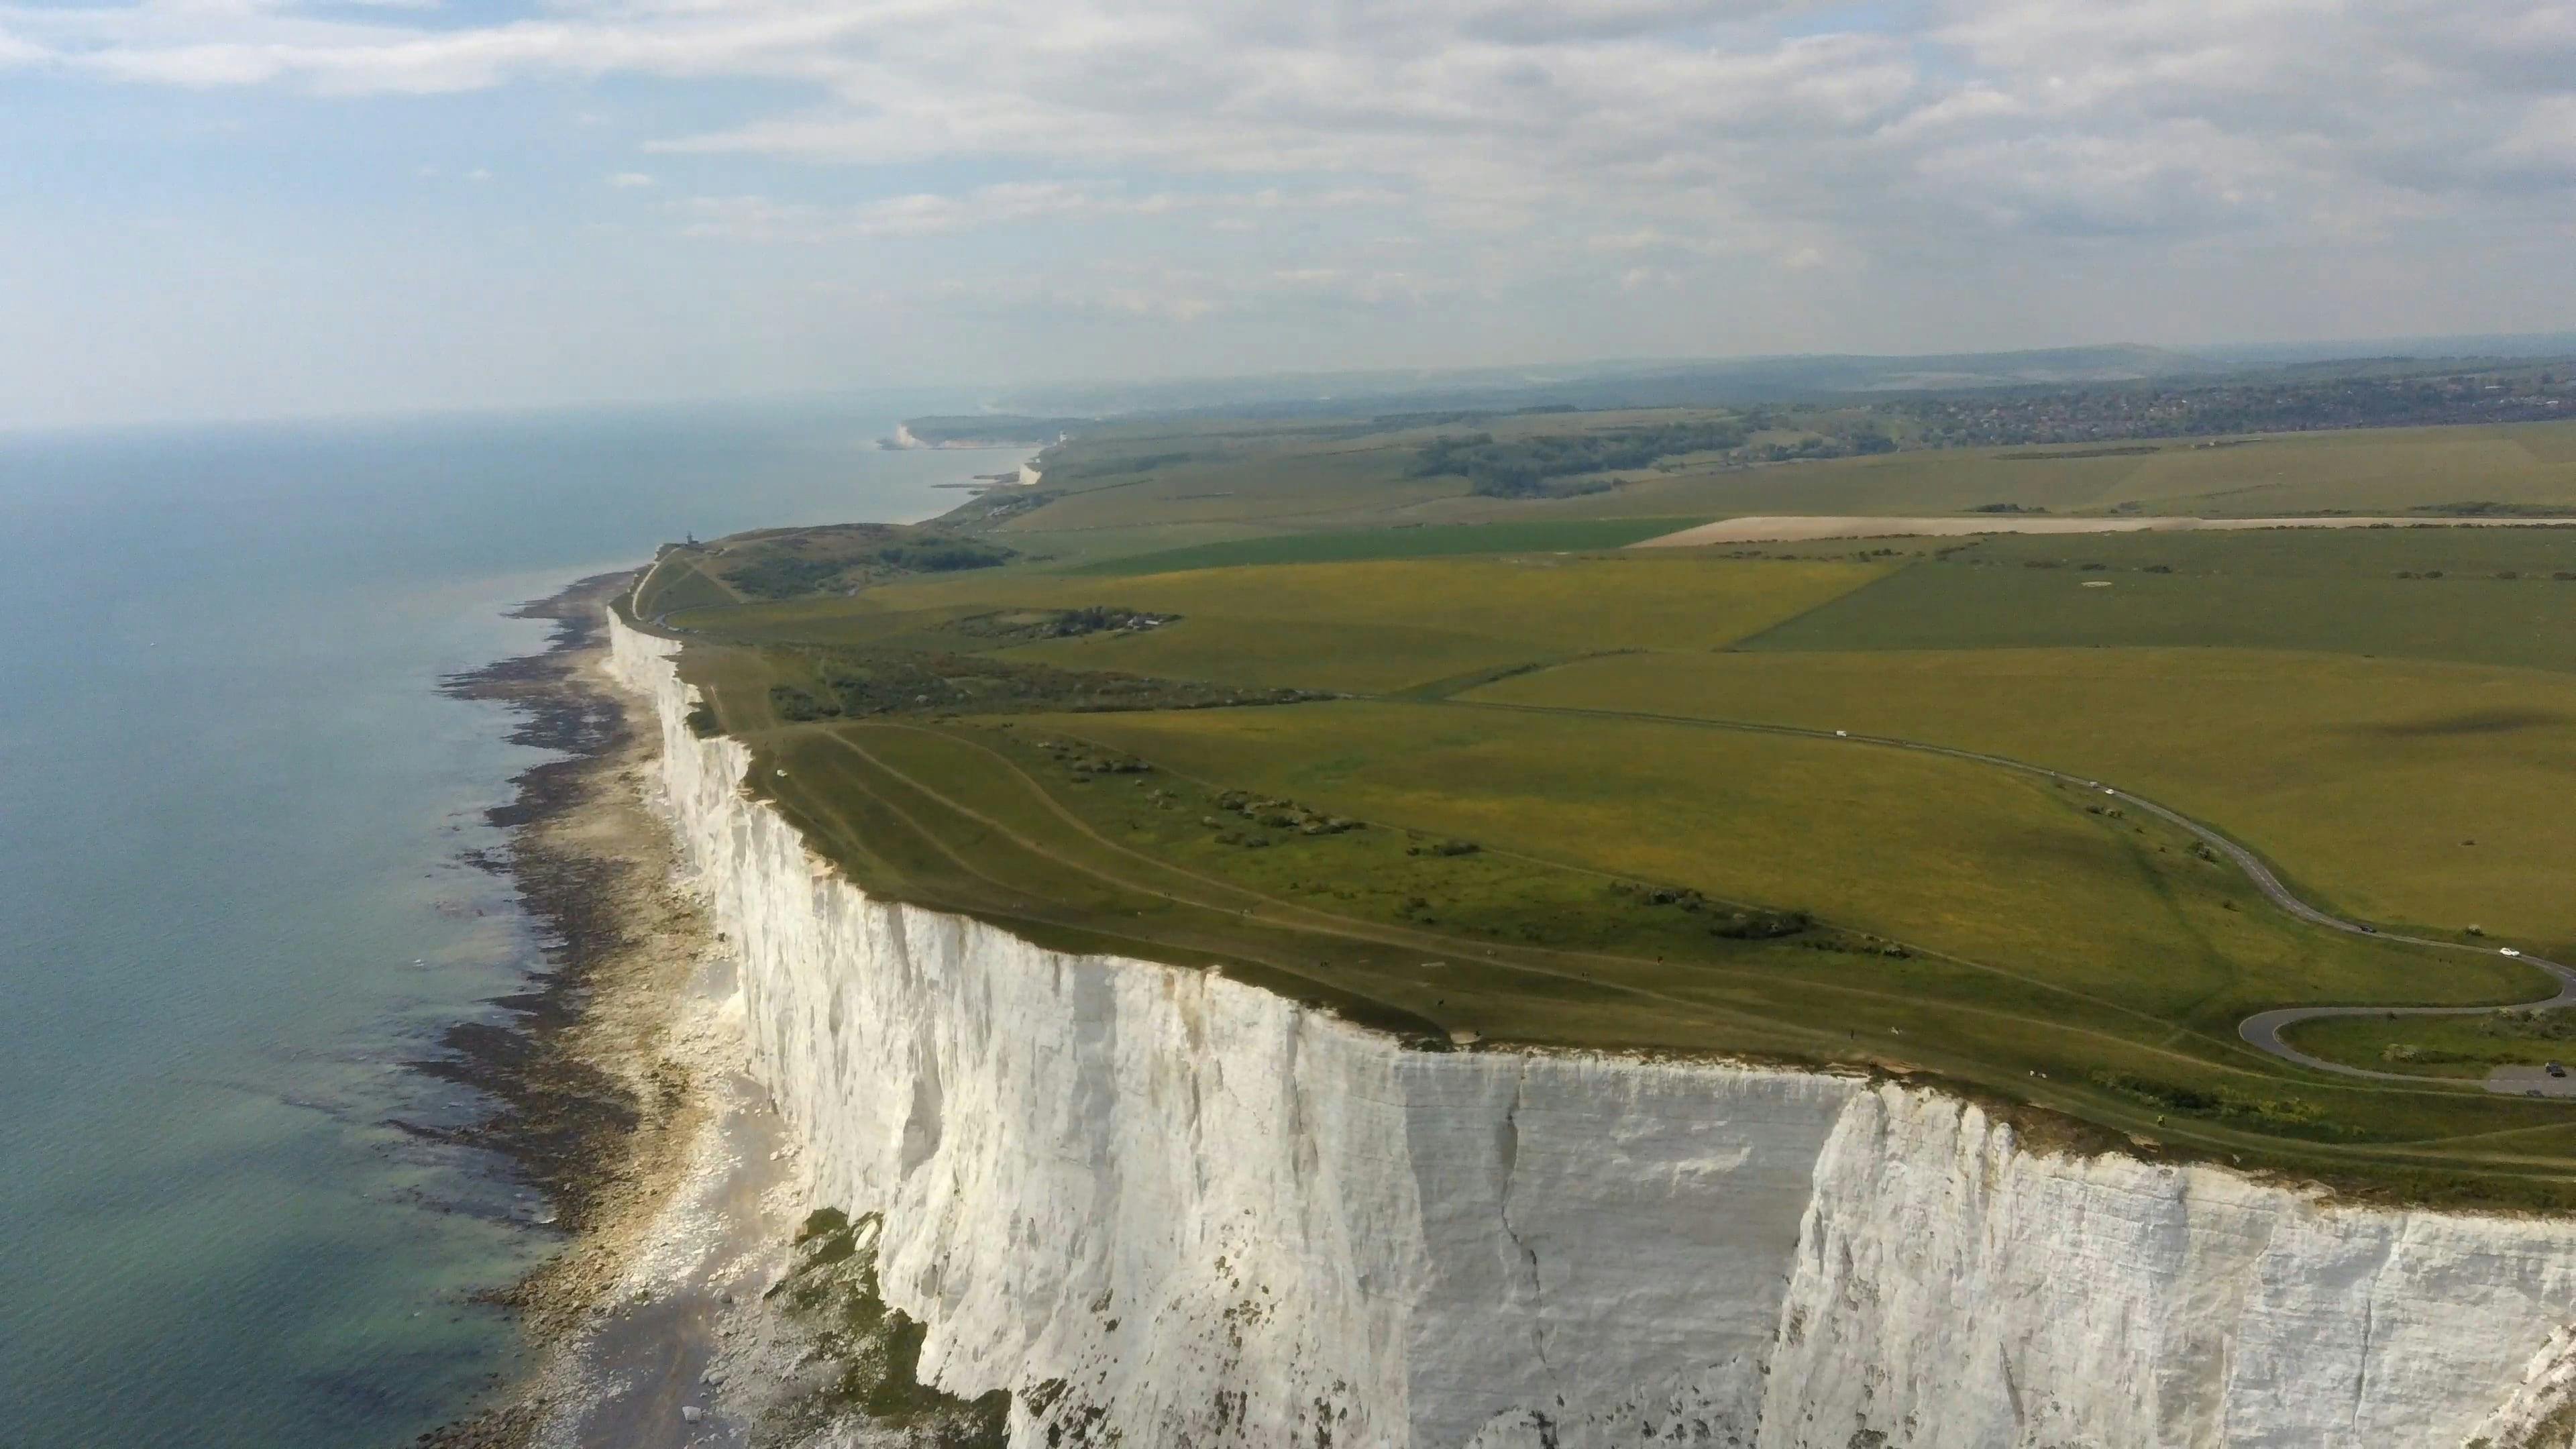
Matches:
[[17, 0, 2574, 262], [0, 25, 48, 66], [10, 0, 2576, 427], [674, 182, 1394, 242]]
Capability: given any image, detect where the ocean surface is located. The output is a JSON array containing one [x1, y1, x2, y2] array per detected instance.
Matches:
[[0, 398, 1014, 1447]]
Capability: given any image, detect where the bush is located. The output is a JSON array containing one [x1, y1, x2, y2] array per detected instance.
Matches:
[[769, 684, 840, 722]]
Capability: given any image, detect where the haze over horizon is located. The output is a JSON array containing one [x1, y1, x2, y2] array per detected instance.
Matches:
[[6, 0, 2574, 429]]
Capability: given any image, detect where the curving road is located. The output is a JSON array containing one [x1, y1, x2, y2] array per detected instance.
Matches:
[[1452, 698, 2576, 1085]]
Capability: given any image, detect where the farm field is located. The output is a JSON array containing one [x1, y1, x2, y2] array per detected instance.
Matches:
[[989, 417, 2576, 543], [1472, 647, 2576, 944], [1735, 528, 2576, 671], [639, 407, 2576, 1203], [1021, 698, 2526, 1024], [1576, 421, 2576, 522], [1065, 517, 1708, 574], [670, 553, 1887, 694]]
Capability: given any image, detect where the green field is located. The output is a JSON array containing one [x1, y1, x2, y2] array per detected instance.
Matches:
[[1572, 422, 2576, 522], [1737, 529, 2576, 669], [2282, 1012, 2576, 1081], [986, 417, 2576, 547], [672, 553, 1888, 695], [1473, 647, 2576, 944], [637, 408, 2576, 1205], [1063, 518, 1709, 575]]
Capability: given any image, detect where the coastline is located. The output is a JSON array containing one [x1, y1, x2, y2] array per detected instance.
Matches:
[[409, 561, 2576, 1447], [421, 566, 1017, 1449], [423, 572, 747, 1448], [604, 603, 2576, 1446]]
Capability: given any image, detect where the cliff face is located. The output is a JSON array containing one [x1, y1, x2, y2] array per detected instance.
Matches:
[[610, 614, 2576, 1448]]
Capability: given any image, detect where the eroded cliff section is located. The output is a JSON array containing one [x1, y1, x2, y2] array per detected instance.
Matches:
[[609, 612, 2576, 1449]]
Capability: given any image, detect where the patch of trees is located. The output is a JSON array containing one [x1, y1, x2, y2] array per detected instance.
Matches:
[[1409, 421, 1751, 498], [769, 685, 835, 722], [2090, 1069, 2326, 1128], [1610, 880, 1811, 938], [1753, 431, 1896, 464], [2413, 501, 2575, 517], [757, 649, 1331, 720], [947, 606, 1178, 643], [722, 529, 1015, 600], [877, 537, 1016, 574], [1203, 789, 1366, 845]]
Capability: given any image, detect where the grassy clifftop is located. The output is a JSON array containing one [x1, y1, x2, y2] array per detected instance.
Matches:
[[637, 405, 2576, 1207]]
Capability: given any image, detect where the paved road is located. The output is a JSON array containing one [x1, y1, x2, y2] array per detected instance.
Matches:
[[1456, 698, 2576, 1085]]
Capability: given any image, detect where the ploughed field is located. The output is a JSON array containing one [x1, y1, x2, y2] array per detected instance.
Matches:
[[637, 409, 2576, 1205]]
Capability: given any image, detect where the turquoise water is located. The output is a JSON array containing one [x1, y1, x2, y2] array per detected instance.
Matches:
[[0, 400, 1012, 1446]]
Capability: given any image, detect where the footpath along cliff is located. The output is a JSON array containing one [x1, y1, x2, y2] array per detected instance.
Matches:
[[608, 610, 2576, 1449]]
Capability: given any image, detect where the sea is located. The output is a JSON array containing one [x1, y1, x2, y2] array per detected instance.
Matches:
[[0, 396, 1015, 1447]]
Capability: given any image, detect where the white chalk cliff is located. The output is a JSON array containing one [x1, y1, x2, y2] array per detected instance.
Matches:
[[610, 612, 2576, 1448]]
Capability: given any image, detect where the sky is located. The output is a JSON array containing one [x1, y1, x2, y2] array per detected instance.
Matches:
[[3, 0, 2574, 427]]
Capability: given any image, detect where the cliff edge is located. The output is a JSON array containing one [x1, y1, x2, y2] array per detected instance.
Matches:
[[608, 609, 2576, 1449]]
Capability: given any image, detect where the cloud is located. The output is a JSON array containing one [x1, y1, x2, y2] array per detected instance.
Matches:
[[0, 26, 49, 66], [11, 0, 2576, 415], [674, 182, 1395, 242], [18, 0, 2565, 266]]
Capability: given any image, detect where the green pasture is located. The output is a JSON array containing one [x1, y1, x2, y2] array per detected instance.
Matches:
[[671, 635, 2576, 1199], [637, 410, 2576, 1203], [2284, 1011, 2576, 1080], [1062, 518, 1707, 574], [1004, 409, 2576, 544], [633, 553, 743, 618], [674, 553, 1887, 695], [1030, 698, 2532, 1026], [1474, 647, 2576, 946], [1535, 422, 2576, 523], [1739, 529, 2576, 672], [994, 556, 1883, 692]]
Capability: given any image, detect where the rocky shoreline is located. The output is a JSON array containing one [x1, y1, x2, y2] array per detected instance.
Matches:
[[419, 572, 731, 1448], [413, 572, 973, 1449]]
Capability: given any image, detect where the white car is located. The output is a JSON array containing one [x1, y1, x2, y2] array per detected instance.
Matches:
[[2502, 947, 2524, 957]]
